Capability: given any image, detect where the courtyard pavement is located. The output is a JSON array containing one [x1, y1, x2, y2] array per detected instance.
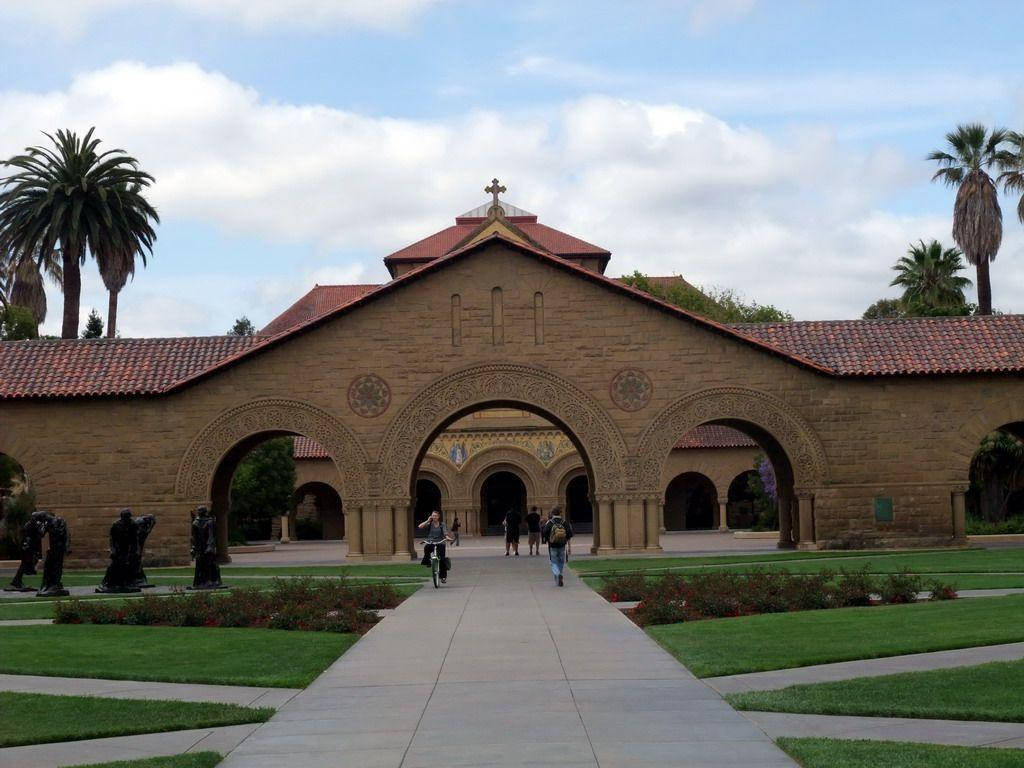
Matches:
[[218, 552, 797, 768]]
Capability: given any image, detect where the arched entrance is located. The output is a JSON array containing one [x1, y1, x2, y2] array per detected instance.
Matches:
[[414, 478, 443, 528], [727, 470, 760, 529], [0, 452, 32, 560], [480, 471, 527, 535], [565, 475, 593, 533], [663, 472, 717, 530], [293, 481, 345, 540]]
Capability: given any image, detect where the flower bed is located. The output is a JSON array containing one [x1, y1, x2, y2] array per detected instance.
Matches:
[[599, 568, 957, 626], [54, 578, 403, 634]]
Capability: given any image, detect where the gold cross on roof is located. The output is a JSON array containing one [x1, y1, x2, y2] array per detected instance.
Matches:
[[484, 178, 506, 208]]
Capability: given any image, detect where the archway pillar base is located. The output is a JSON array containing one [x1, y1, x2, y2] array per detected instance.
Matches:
[[345, 498, 416, 561], [595, 494, 661, 552]]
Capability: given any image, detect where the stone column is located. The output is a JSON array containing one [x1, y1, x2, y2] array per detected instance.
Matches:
[[613, 496, 630, 551], [718, 500, 729, 531], [394, 500, 413, 560], [644, 496, 662, 551], [952, 486, 967, 541], [597, 496, 614, 554], [280, 514, 291, 544], [796, 491, 816, 550], [659, 499, 666, 533], [777, 487, 794, 548], [346, 504, 363, 559]]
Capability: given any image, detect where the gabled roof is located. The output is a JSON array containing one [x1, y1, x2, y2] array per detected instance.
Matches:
[[5, 231, 1024, 400], [262, 284, 378, 335]]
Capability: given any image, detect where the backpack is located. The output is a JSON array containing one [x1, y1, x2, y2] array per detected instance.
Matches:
[[549, 519, 567, 546]]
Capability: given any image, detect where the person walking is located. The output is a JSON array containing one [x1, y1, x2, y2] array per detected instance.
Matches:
[[542, 507, 573, 586], [503, 507, 521, 557], [450, 515, 461, 546], [417, 511, 454, 583], [525, 506, 542, 555]]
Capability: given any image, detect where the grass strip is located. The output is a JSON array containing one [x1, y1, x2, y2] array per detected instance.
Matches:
[[728, 659, 1024, 722], [0, 624, 357, 687], [647, 594, 1024, 678], [0, 692, 271, 747], [79, 754, 222, 768], [777, 738, 1024, 768]]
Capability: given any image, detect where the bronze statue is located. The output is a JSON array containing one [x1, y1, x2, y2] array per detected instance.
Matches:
[[4, 516, 44, 592], [96, 509, 141, 593], [36, 511, 70, 597], [131, 514, 157, 589], [189, 506, 223, 590]]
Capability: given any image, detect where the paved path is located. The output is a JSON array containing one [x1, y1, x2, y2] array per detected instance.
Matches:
[[745, 711, 1024, 749], [0, 673, 300, 707], [220, 554, 796, 767], [0, 724, 260, 768], [707, 642, 1024, 694]]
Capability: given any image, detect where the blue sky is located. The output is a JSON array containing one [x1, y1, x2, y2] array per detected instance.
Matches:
[[1, 0, 1022, 335]]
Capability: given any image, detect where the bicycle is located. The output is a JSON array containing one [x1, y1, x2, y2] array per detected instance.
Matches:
[[425, 541, 451, 588]]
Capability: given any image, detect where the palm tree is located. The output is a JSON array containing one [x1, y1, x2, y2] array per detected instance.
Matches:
[[890, 239, 972, 316], [997, 131, 1024, 230], [928, 123, 1007, 315], [94, 183, 157, 337], [1, 248, 62, 329], [0, 128, 158, 338]]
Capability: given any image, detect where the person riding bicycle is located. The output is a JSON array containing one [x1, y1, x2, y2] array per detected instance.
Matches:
[[418, 510, 454, 583]]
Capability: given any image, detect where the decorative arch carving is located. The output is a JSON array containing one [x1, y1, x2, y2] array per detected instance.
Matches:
[[636, 387, 829, 491], [417, 456, 456, 500], [556, 464, 587, 503], [376, 364, 627, 497], [464, 447, 545, 502], [176, 398, 370, 500]]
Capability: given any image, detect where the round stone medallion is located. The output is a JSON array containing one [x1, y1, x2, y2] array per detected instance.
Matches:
[[610, 368, 653, 412], [348, 374, 391, 418]]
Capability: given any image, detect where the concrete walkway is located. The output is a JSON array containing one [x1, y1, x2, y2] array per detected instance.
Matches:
[[220, 554, 796, 767], [707, 642, 1024, 694], [745, 711, 1024, 749], [0, 673, 300, 707], [0, 724, 260, 768]]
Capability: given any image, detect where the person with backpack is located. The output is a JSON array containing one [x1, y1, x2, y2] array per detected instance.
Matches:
[[542, 507, 573, 586]]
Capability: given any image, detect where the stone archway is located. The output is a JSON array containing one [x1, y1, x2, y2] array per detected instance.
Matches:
[[636, 387, 829, 548], [0, 422, 52, 502]]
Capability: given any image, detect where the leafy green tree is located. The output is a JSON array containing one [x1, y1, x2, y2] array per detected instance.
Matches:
[[229, 316, 256, 336], [229, 438, 296, 540], [0, 304, 38, 340], [970, 431, 1024, 523], [998, 131, 1024, 230], [928, 123, 1008, 315], [621, 271, 792, 323], [863, 298, 905, 319], [81, 308, 103, 339], [890, 240, 972, 316], [0, 128, 158, 338]]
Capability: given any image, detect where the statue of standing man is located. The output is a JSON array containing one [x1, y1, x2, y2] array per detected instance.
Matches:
[[36, 511, 71, 597], [97, 509, 142, 593], [189, 506, 223, 590], [4, 516, 44, 592], [131, 514, 157, 589]]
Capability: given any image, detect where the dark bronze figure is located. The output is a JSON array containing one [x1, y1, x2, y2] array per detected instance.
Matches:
[[4, 516, 44, 592], [96, 509, 142, 593], [131, 514, 157, 588], [36, 511, 71, 597], [189, 506, 223, 590]]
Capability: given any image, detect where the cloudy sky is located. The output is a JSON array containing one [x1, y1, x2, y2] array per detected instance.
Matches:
[[1, 0, 1023, 336]]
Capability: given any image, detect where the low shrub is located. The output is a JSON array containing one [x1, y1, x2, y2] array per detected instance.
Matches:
[[966, 516, 1024, 535], [927, 579, 958, 601], [600, 573, 649, 602], [835, 567, 876, 607], [782, 571, 835, 611], [53, 578, 402, 634], [879, 569, 923, 604]]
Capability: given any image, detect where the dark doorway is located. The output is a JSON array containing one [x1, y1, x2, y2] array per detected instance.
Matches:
[[414, 478, 443, 528], [481, 471, 527, 535], [663, 472, 717, 530], [565, 475, 593, 533], [293, 482, 344, 540], [727, 470, 759, 529]]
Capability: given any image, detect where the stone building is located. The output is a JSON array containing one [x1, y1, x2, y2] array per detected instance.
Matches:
[[2, 183, 1024, 566]]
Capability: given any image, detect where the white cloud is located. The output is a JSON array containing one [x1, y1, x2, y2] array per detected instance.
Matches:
[[6, 62, 1021, 336], [685, 0, 756, 34], [0, 0, 442, 36]]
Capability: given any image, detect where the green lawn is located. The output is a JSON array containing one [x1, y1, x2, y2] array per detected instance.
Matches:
[[778, 738, 1024, 768], [0, 692, 271, 747], [728, 659, 1024, 722], [80, 755, 222, 768], [647, 594, 1024, 678], [0, 624, 357, 687]]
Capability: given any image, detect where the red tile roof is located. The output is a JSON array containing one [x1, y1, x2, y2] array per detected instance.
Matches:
[[261, 284, 378, 335], [0, 336, 261, 399], [735, 316, 1024, 376], [675, 425, 758, 449], [292, 424, 756, 461], [5, 232, 1024, 401]]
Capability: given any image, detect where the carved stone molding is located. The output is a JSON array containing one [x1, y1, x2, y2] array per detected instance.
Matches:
[[610, 368, 653, 412], [176, 398, 370, 500], [635, 387, 829, 491], [348, 374, 391, 418], [376, 364, 628, 498], [466, 451, 545, 501]]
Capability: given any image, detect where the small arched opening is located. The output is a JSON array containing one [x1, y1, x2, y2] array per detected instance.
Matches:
[[966, 423, 1024, 533], [565, 475, 593, 533], [480, 470, 527, 535], [293, 481, 345, 540], [414, 477, 444, 529], [0, 452, 33, 560], [663, 472, 717, 530], [727, 470, 760, 529]]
